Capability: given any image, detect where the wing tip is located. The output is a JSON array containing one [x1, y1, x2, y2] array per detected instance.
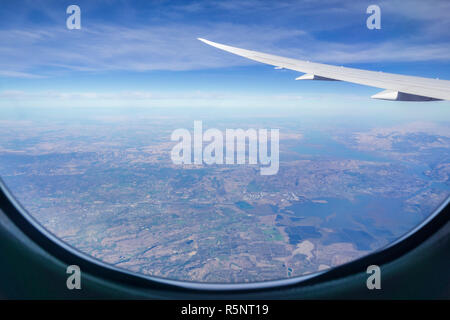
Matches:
[[198, 38, 221, 48]]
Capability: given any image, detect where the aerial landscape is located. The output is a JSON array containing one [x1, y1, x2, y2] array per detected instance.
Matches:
[[0, 0, 449, 284], [0, 107, 448, 282]]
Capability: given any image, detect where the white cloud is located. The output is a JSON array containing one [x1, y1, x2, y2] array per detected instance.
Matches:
[[0, 23, 307, 77], [0, 89, 304, 101], [0, 1, 449, 78], [0, 89, 311, 109], [0, 70, 45, 79]]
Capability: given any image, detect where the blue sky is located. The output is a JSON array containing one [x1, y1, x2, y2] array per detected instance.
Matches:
[[1, 0, 450, 114]]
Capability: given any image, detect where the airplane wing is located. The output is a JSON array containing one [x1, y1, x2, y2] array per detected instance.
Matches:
[[198, 38, 450, 101]]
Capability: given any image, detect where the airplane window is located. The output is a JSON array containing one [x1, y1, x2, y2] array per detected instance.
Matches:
[[0, 1, 449, 284]]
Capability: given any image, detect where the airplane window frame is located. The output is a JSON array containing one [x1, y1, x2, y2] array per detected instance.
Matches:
[[0, 177, 448, 293]]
